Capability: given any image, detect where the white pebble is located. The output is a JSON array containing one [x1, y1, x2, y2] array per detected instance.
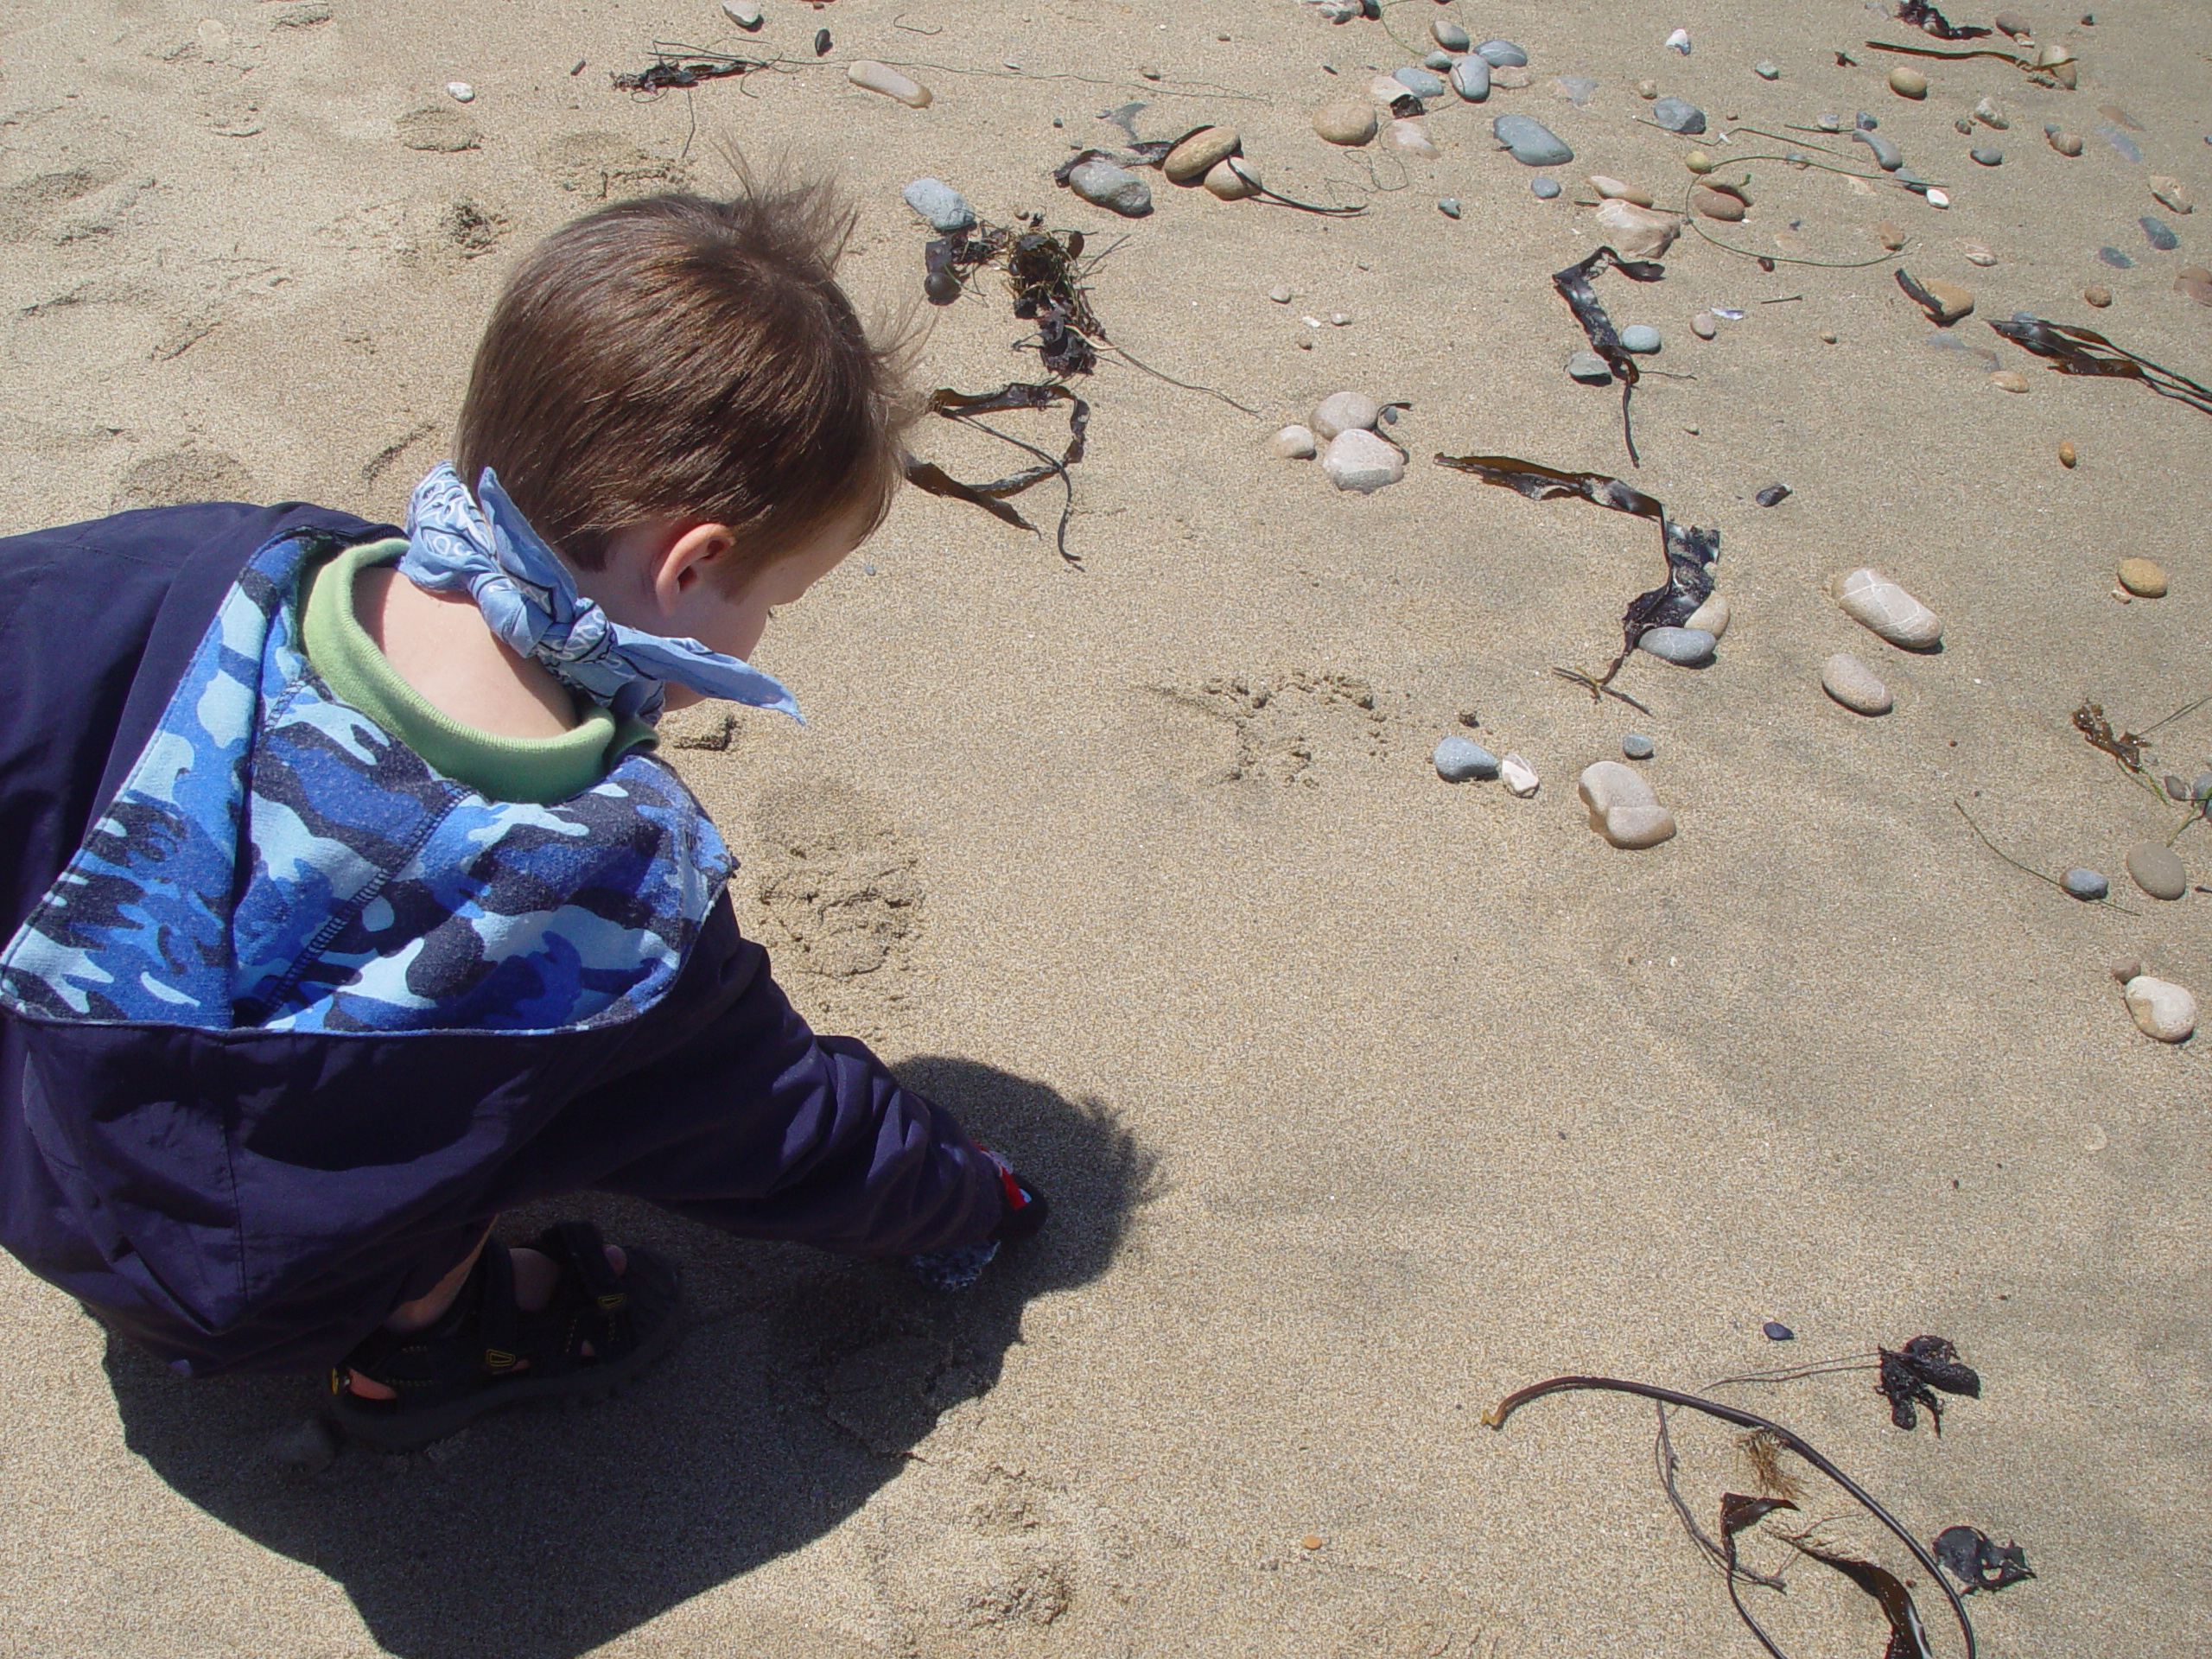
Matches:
[[1273, 423, 1318, 460], [1500, 753, 1541, 797], [1820, 652, 1893, 715], [1311, 390, 1380, 441], [447, 81, 475, 103], [1268, 285, 1293, 303], [1578, 761, 1678, 848], [2125, 975, 2197, 1043], [723, 0, 764, 25], [1831, 567, 1943, 649], [1320, 429, 1404, 493], [848, 60, 933, 107], [1390, 118, 1440, 159]]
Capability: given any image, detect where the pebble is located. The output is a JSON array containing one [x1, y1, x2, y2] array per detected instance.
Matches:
[[1889, 66, 1929, 99], [2150, 175, 2195, 215], [1961, 241, 1998, 265], [1755, 483, 1792, 507], [1322, 429, 1404, 493], [2111, 956, 2143, 984], [1994, 10, 2033, 37], [901, 178, 975, 233], [1832, 568, 1943, 649], [1821, 652, 1893, 715], [1451, 57, 1492, 101], [1067, 159, 1153, 216], [1974, 97, 2010, 130], [1492, 114, 1573, 167], [1620, 323, 1662, 353], [2143, 215, 2181, 251], [1477, 40, 1529, 68], [446, 81, 475, 103], [1637, 626, 1716, 665], [1990, 370, 2031, 391], [1532, 177, 1562, 199], [923, 270, 959, 305], [2197, 772, 2212, 801], [1853, 130, 1904, 170], [1330, 311, 1351, 327], [1138, 62, 1161, 80], [848, 60, 932, 106], [1273, 424, 1318, 460], [1651, 97, 1707, 136], [1163, 126, 1241, 184], [1754, 60, 1781, 79], [1764, 1322, 1796, 1342], [1425, 51, 1458, 73], [1492, 66, 1534, 89], [723, 0, 764, 28], [1300, 1534, 1326, 1552], [1313, 101, 1378, 146], [1438, 197, 1463, 219], [1593, 199, 1680, 259], [1622, 733, 1656, 760], [267, 1417, 339, 1473], [1684, 592, 1730, 639], [1971, 146, 2004, 166], [2084, 283, 2113, 305], [2063, 867, 2109, 901], [1637, 79, 1660, 99], [2059, 438, 2078, 467], [1391, 118, 1441, 159], [1691, 311, 1719, 338], [1434, 737, 1501, 781], [1500, 753, 1541, 797], [1205, 158, 1260, 200], [1579, 761, 1678, 849], [2126, 842, 2188, 900], [1690, 185, 1747, 223], [1269, 285, 1293, 303], [1433, 18, 1471, 51], [1917, 277, 1974, 322], [1666, 27, 1693, 54], [1312, 390, 1380, 441], [1818, 113, 1841, 131], [1857, 111, 1879, 130], [1877, 220, 1907, 250], [2047, 125, 2084, 156], [1566, 350, 1613, 384], [1589, 175, 1655, 206], [2118, 556, 2169, 596], [2125, 975, 2198, 1042], [1395, 67, 1448, 99]]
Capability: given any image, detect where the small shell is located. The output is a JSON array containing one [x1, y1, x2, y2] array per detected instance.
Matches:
[[1831, 567, 1943, 649]]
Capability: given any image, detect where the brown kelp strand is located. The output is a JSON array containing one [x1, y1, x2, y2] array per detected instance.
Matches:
[[901, 383, 1090, 566], [1553, 245, 1668, 466]]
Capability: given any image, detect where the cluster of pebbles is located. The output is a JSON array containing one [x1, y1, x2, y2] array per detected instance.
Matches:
[[1274, 391, 1405, 493]]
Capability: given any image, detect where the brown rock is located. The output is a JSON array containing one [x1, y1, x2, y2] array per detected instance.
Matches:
[[2047, 127, 2084, 156], [1989, 370, 2030, 392], [1204, 157, 1259, 200], [1888, 66, 1929, 99], [1994, 10, 2033, 37], [1691, 311, 1718, 339], [1164, 126, 1241, 184], [1877, 220, 1906, 251], [2118, 556, 2170, 597], [1690, 185, 1746, 222], [2059, 439, 2077, 467], [1593, 198, 1680, 258], [1917, 278, 1974, 323], [2177, 267, 2212, 308], [2083, 283, 2113, 307], [1587, 175, 1655, 207], [1313, 100, 1377, 146]]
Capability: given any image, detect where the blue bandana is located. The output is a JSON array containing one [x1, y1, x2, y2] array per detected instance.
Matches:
[[398, 462, 801, 724]]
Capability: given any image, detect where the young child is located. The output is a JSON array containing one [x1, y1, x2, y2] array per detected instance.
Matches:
[[0, 177, 1043, 1450]]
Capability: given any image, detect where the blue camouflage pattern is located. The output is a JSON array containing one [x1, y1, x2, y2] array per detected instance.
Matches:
[[0, 529, 731, 1034]]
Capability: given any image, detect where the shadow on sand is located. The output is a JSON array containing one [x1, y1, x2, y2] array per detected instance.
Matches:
[[102, 1057, 1157, 1659]]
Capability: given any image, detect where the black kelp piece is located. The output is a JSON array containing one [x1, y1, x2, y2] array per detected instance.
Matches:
[[611, 46, 759, 92], [1878, 1335, 1980, 1433], [1897, 0, 1991, 40], [919, 225, 1103, 377], [1484, 1375, 1978, 1659], [1934, 1527, 2036, 1594], [1554, 246, 1669, 466], [1719, 1495, 1802, 1659], [902, 383, 1090, 566], [1431, 454, 1719, 700], [1893, 267, 1962, 326], [1989, 315, 2212, 416]]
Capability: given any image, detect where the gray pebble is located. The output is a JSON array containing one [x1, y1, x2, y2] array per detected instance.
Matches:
[[2194, 771, 2212, 801], [923, 270, 960, 305], [1434, 736, 1501, 781], [1818, 113, 1841, 131], [267, 1417, 339, 1473], [1477, 39, 1528, 67], [1451, 57, 1491, 100], [1438, 197, 1463, 218], [1268, 284, 1293, 302], [901, 177, 976, 233], [1395, 66, 1448, 99], [2104, 127, 2144, 163], [1622, 733, 1656, 759], [1651, 96, 1707, 135], [2126, 842, 2188, 900], [1566, 350, 1612, 384], [1637, 626, 1717, 665], [1764, 1321, 1796, 1341], [1424, 50, 1457, 72], [1853, 130, 1904, 169], [1620, 323, 1662, 353], [1493, 113, 1573, 166], [1970, 145, 2004, 165], [1857, 111, 1879, 130], [2144, 215, 2181, 250], [2063, 868, 2110, 901], [1432, 18, 1471, 51], [1532, 175, 1561, 198], [1067, 159, 1153, 216], [2100, 245, 2135, 269], [1754, 60, 1781, 79]]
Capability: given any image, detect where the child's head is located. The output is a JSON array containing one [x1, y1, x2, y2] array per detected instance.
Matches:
[[452, 173, 911, 632]]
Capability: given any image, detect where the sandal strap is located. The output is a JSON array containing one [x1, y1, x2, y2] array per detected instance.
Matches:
[[340, 1236, 526, 1397], [518, 1220, 642, 1373]]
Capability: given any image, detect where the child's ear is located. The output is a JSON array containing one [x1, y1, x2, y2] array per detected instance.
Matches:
[[652, 523, 736, 613]]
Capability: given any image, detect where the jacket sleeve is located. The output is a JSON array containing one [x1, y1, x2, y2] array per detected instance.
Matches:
[[508, 900, 1007, 1257]]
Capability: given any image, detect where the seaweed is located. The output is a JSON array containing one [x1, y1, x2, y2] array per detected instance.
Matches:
[[1933, 1527, 2036, 1594], [1431, 454, 1718, 702], [921, 223, 1103, 376], [611, 50, 760, 91], [1877, 1335, 1981, 1433], [1721, 1494, 1802, 1659], [1897, 0, 1991, 40], [1988, 315, 2212, 416], [1654, 1408, 1792, 1592], [1866, 37, 2075, 86], [901, 383, 1090, 566], [1553, 245, 1669, 466], [1484, 1375, 1977, 1659]]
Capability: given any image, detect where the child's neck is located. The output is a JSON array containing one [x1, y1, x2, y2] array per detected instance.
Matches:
[[356, 566, 580, 738]]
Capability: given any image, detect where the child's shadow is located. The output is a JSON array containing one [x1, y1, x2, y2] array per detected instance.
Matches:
[[100, 1057, 1160, 1659]]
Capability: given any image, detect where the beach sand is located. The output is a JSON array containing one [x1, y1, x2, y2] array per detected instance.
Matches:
[[2, 1, 2209, 1654]]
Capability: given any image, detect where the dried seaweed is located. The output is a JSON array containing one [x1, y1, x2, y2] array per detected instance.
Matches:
[[610, 46, 760, 91], [1866, 37, 2075, 85], [1721, 1494, 1802, 1659], [1484, 1375, 1977, 1659], [1554, 245, 1669, 466], [922, 224, 1103, 376], [1878, 1336, 1980, 1433], [1988, 315, 2212, 416], [1431, 454, 1718, 701], [1933, 1527, 2036, 1594], [2075, 700, 2148, 772], [1740, 1427, 1808, 1503], [1654, 1407, 1792, 1592], [1897, 0, 1991, 40], [902, 383, 1089, 565]]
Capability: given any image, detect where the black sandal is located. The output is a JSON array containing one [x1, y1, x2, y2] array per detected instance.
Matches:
[[327, 1221, 680, 1451]]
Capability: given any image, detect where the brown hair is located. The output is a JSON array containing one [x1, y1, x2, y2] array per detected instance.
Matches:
[[453, 171, 912, 585]]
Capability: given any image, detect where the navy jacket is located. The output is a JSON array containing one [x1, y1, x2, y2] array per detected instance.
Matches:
[[0, 503, 1001, 1376]]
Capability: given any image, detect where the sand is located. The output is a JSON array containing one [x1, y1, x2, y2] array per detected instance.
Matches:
[[3, 1, 2209, 1655]]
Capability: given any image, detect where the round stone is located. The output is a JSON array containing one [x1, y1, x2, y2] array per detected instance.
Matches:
[[1394, 66, 1448, 99], [1754, 60, 1781, 79], [1067, 159, 1153, 215], [1683, 592, 1730, 639], [1313, 100, 1379, 146], [1268, 285, 1293, 303], [1690, 185, 1747, 222], [1889, 66, 1929, 98], [1163, 126, 1241, 184], [2084, 283, 2113, 306], [901, 177, 976, 233], [1273, 423, 1318, 460], [446, 80, 475, 103], [1424, 50, 1456, 72], [2111, 956, 2144, 984], [1493, 113, 1573, 167], [1821, 652, 1892, 715], [1832, 568, 1942, 649], [1477, 39, 1528, 67], [1566, 350, 1612, 384], [2126, 842, 2188, 900], [1620, 324, 1662, 353], [1204, 158, 1259, 200], [2048, 126, 2085, 156], [1432, 17, 1471, 50], [1532, 176, 1561, 199], [1637, 79, 1659, 99], [1691, 311, 1718, 339], [848, 60, 932, 106], [1622, 733, 1655, 760], [2119, 556, 2169, 596], [1651, 96, 1707, 135], [1637, 626, 1716, 665], [1990, 370, 2030, 392], [1579, 761, 1676, 848], [1433, 736, 1500, 781], [2062, 868, 2109, 901], [2125, 975, 2198, 1042], [1451, 57, 1491, 101], [1312, 390, 1381, 441], [1438, 196, 1462, 218], [2059, 439, 2078, 467], [1763, 1322, 1796, 1341], [1321, 428, 1404, 493], [1971, 145, 2004, 165]]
